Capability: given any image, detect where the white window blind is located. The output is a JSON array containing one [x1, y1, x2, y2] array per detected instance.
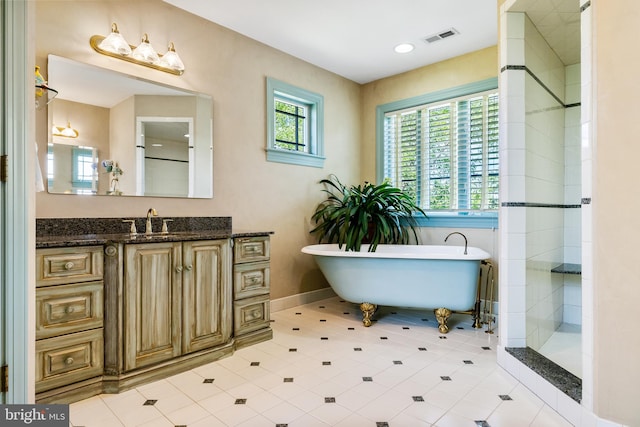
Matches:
[[383, 90, 499, 211]]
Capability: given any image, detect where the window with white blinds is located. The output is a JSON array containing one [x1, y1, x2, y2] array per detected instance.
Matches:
[[383, 90, 499, 212]]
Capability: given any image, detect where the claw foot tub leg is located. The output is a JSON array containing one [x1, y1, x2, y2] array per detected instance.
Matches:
[[360, 302, 377, 327], [434, 307, 452, 333]]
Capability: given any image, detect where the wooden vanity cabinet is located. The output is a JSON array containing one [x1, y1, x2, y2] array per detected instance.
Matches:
[[233, 236, 272, 346], [123, 239, 231, 371], [36, 233, 270, 400], [35, 246, 104, 401]]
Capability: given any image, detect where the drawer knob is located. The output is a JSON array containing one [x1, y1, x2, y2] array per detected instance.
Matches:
[[64, 262, 75, 270], [64, 306, 75, 314], [64, 357, 74, 365]]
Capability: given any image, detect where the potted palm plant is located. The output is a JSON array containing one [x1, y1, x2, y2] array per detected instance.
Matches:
[[310, 174, 427, 252]]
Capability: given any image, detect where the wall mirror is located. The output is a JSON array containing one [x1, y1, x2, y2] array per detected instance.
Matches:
[[47, 54, 213, 198]]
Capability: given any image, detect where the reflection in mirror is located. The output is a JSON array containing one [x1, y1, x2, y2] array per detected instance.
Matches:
[[47, 143, 99, 195], [136, 118, 193, 197], [46, 54, 213, 198]]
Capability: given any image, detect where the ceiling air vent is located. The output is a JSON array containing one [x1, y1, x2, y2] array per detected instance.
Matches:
[[424, 28, 459, 44]]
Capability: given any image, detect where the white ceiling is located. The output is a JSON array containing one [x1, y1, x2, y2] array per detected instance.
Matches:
[[510, 0, 581, 65], [48, 1, 580, 106], [164, 0, 499, 84]]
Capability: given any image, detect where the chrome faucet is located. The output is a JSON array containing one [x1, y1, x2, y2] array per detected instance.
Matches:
[[146, 208, 157, 235], [445, 231, 468, 255]]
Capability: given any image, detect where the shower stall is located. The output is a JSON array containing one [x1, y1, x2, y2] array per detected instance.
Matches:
[[500, 4, 582, 379]]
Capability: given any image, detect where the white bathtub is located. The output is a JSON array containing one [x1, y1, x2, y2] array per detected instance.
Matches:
[[301, 243, 490, 332]]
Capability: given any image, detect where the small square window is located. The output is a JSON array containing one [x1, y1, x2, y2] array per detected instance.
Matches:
[[266, 77, 325, 167]]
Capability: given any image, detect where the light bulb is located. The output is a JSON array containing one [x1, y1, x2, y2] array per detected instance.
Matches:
[[132, 34, 160, 64], [98, 23, 132, 56], [158, 42, 185, 72]]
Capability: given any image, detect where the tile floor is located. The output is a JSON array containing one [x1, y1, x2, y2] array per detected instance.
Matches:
[[70, 297, 573, 426]]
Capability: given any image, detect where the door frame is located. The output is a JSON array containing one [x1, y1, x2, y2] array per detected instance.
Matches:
[[1, 0, 34, 403]]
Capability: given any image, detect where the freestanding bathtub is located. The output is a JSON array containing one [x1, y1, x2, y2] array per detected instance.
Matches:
[[301, 243, 491, 333]]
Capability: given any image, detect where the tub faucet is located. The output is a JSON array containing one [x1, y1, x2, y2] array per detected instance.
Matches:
[[146, 208, 157, 235], [445, 232, 468, 255]]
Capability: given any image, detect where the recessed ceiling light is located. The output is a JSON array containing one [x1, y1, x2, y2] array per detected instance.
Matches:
[[394, 43, 414, 54]]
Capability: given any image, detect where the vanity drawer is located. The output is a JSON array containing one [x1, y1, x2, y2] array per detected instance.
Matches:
[[36, 246, 104, 286], [234, 236, 270, 263], [234, 294, 270, 335], [35, 328, 104, 393], [36, 281, 104, 340], [234, 261, 270, 299]]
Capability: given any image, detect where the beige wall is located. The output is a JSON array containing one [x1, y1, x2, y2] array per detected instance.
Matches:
[[35, 0, 361, 300], [592, 1, 640, 424], [35, 1, 500, 304]]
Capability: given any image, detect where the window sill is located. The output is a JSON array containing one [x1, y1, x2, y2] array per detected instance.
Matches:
[[414, 211, 498, 229], [266, 148, 325, 168]]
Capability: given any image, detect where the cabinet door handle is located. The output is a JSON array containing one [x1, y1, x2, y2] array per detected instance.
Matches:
[[185, 264, 193, 271], [175, 266, 183, 273], [64, 357, 74, 365], [64, 261, 75, 270]]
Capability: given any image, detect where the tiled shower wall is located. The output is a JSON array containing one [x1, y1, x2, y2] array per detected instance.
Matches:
[[522, 14, 566, 352]]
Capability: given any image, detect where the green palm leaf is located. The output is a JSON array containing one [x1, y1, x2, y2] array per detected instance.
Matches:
[[310, 174, 427, 252]]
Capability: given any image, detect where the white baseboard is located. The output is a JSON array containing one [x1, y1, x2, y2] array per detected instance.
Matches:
[[270, 288, 337, 313]]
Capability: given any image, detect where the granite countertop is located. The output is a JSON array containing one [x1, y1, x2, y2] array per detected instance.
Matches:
[[36, 217, 273, 248], [550, 263, 582, 275]]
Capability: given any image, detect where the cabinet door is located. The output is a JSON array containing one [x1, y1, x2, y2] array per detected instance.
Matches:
[[124, 242, 182, 371], [182, 240, 231, 354]]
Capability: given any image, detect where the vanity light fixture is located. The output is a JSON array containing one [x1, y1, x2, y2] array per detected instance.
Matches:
[[90, 22, 185, 75], [52, 122, 79, 138]]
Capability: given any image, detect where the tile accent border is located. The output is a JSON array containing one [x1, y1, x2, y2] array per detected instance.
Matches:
[[501, 65, 580, 110]]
